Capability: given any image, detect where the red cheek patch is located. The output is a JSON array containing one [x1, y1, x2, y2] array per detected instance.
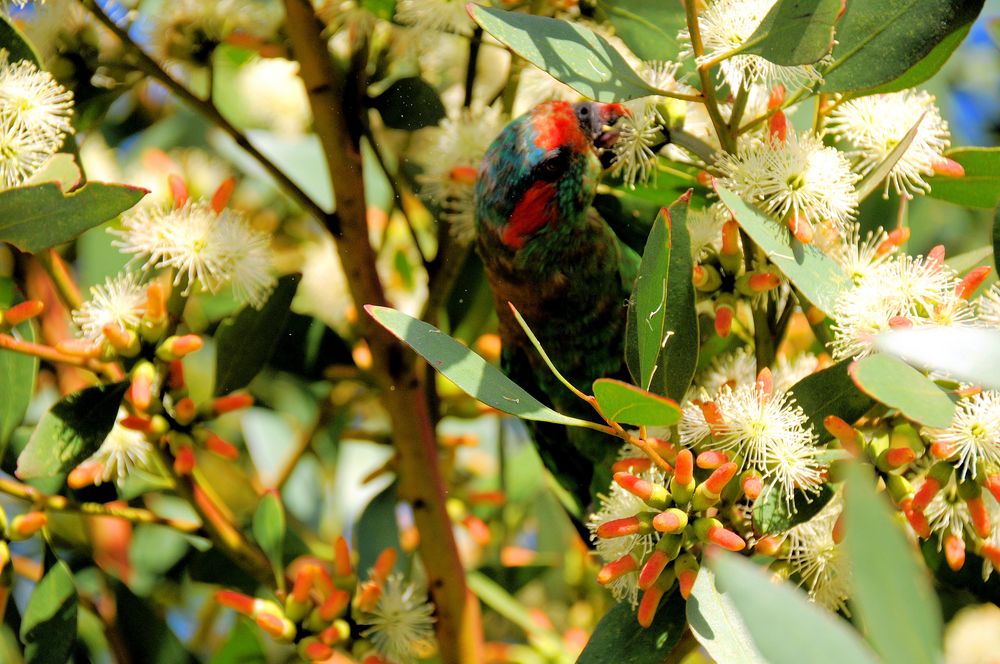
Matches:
[[531, 101, 585, 152]]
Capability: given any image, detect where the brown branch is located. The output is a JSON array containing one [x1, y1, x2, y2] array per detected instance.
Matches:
[[281, 2, 482, 662]]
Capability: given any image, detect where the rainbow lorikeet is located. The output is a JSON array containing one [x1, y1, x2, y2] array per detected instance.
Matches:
[[474, 100, 638, 514]]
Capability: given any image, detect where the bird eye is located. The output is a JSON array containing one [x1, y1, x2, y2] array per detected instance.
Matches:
[[578, 106, 589, 116], [536, 150, 569, 181]]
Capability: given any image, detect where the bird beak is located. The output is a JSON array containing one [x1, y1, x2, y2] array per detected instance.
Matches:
[[594, 103, 628, 149]]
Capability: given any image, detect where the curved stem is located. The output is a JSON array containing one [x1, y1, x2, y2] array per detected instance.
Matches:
[[685, 1, 734, 154]]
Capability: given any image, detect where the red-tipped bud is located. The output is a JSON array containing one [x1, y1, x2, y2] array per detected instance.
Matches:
[[788, 214, 813, 244], [986, 475, 1000, 504], [880, 447, 916, 471], [956, 266, 992, 300], [637, 575, 674, 628], [168, 174, 189, 209], [174, 445, 196, 475], [677, 568, 697, 600], [168, 360, 186, 391], [980, 544, 1000, 569], [597, 554, 638, 585], [613, 457, 653, 474], [696, 450, 728, 469], [748, 271, 781, 293], [56, 339, 102, 358], [145, 281, 167, 322], [216, 590, 256, 615], [638, 550, 670, 591], [699, 401, 727, 437], [120, 415, 152, 432], [888, 315, 913, 329], [102, 323, 138, 356], [211, 176, 237, 213], [173, 397, 197, 426], [903, 502, 931, 539], [212, 393, 254, 415], [927, 244, 946, 269], [709, 526, 746, 551], [932, 157, 965, 177], [674, 449, 694, 486], [929, 441, 955, 460], [741, 472, 763, 500], [9, 512, 47, 539], [756, 368, 773, 403], [463, 515, 491, 546], [371, 548, 397, 585], [877, 227, 910, 256], [693, 263, 723, 292], [334, 536, 353, 579], [128, 362, 155, 411], [714, 301, 734, 338], [256, 611, 296, 641], [912, 477, 942, 512], [2, 300, 44, 327], [768, 85, 786, 109], [67, 461, 103, 489], [317, 589, 351, 622], [291, 564, 318, 604], [832, 513, 846, 544], [967, 496, 991, 539], [597, 513, 654, 539], [652, 509, 688, 534], [205, 433, 239, 460], [614, 472, 669, 509], [823, 416, 860, 453], [157, 334, 203, 361], [721, 219, 741, 256], [768, 110, 788, 143], [299, 639, 334, 662], [706, 462, 738, 495], [944, 533, 965, 571], [755, 535, 785, 557], [355, 581, 381, 613]]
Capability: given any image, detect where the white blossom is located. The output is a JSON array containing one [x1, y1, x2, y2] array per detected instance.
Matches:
[[360, 574, 436, 664], [84, 413, 156, 486], [72, 272, 146, 344], [395, 0, 476, 37], [237, 58, 311, 135], [783, 496, 850, 613], [924, 391, 1000, 481]]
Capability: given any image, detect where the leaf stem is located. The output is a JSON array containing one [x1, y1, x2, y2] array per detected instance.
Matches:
[[37, 250, 82, 312], [685, 0, 735, 154], [0, 332, 116, 378]]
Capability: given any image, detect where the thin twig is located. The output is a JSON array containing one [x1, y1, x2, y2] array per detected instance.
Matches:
[[686, 1, 735, 153]]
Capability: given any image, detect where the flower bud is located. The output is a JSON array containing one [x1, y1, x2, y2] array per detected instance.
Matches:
[[298, 638, 334, 662], [597, 554, 638, 585], [102, 323, 140, 357], [211, 176, 237, 213], [173, 397, 197, 426], [637, 570, 675, 628], [596, 512, 655, 539], [157, 334, 204, 361], [696, 450, 728, 469], [754, 535, 788, 557], [693, 264, 723, 292], [333, 535, 354, 582], [713, 299, 735, 338], [1, 300, 44, 328], [9, 512, 47, 540], [674, 553, 699, 600], [614, 472, 670, 510], [955, 266, 991, 301], [128, 361, 156, 411], [169, 174, 189, 209], [877, 447, 916, 472], [173, 442, 196, 475], [931, 157, 964, 177], [740, 470, 763, 500], [788, 214, 813, 244], [943, 533, 965, 571], [212, 393, 254, 415], [652, 508, 688, 534], [204, 433, 239, 460], [613, 457, 653, 474], [966, 496, 991, 539], [876, 227, 909, 256], [141, 282, 168, 342]]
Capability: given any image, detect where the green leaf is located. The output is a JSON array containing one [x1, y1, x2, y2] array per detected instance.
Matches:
[[709, 553, 880, 664], [214, 273, 300, 395], [717, 186, 850, 313], [16, 382, 128, 479], [630, 197, 699, 401], [688, 567, 766, 664], [357, 483, 402, 577], [592, 379, 681, 427], [0, 182, 146, 253], [788, 359, 875, 443], [0, 278, 38, 457], [113, 581, 196, 664], [738, 0, 840, 65], [854, 114, 922, 201], [0, 14, 42, 65], [208, 619, 265, 664], [369, 77, 446, 131], [469, 5, 661, 102], [844, 464, 943, 664], [848, 354, 955, 428], [926, 147, 1000, 209], [860, 24, 972, 94], [752, 482, 836, 536], [21, 560, 77, 664], [821, 0, 985, 93], [252, 491, 286, 589], [362, 0, 395, 21], [994, 203, 1000, 274], [596, 0, 686, 62], [467, 572, 564, 654], [874, 328, 1000, 391], [577, 592, 687, 664], [366, 305, 598, 428]]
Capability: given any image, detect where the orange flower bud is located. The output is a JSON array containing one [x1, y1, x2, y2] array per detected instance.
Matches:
[[638, 550, 670, 591], [212, 393, 254, 415], [955, 266, 992, 301], [614, 472, 669, 509], [173, 445, 196, 475], [317, 589, 350, 622], [673, 449, 694, 486], [714, 301, 734, 338], [696, 450, 728, 469], [741, 471, 763, 500], [211, 176, 237, 213], [931, 157, 964, 177], [2, 300, 44, 327], [876, 227, 910, 255], [333, 536, 353, 579], [944, 533, 965, 571], [967, 496, 991, 539], [788, 214, 813, 244], [926, 244, 946, 269], [597, 554, 638, 585], [652, 509, 688, 534], [612, 457, 653, 474], [169, 174, 189, 209], [705, 462, 738, 495], [911, 477, 942, 512], [9, 512, 47, 539], [597, 513, 654, 539], [768, 110, 788, 143]]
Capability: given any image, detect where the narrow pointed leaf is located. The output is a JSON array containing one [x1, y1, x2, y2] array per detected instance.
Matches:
[[738, 0, 840, 65], [592, 378, 681, 427], [469, 5, 661, 102], [578, 592, 687, 664], [848, 354, 955, 428], [596, 0, 686, 62], [16, 382, 128, 479], [0, 278, 38, 456], [214, 274, 300, 395], [874, 327, 1000, 390], [853, 114, 922, 201], [252, 491, 286, 589], [926, 147, 1000, 209], [0, 182, 146, 253], [688, 567, 766, 664], [844, 464, 943, 664], [630, 196, 698, 400], [994, 203, 1000, 273], [788, 359, 875, 442], [0, 14, 42, 65], [861, 25, 972, 94], [367, 306, 596, 428], [21, 560, 78, 664], [717, 186, 850, 313], [821, 0, 984, 93], [709, 553, 880, 664]]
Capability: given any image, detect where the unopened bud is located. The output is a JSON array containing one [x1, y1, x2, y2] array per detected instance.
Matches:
[[204, 433, 239, 460], [741, 471, 763, 500], [788, 214, 813, 244], [256, 611, 296, 641], [169, 174, 189, 209], [371, 547, 397, 585], [674, 552, 699, 600], [986, 475, 1000, 504], [597, 512, 655, 539], [317, 588, 351, 622], [613, 457, 653, 474], [102, 323, 139, 357], [614, 472, 670, 510], [173, 397, 197, 426], [173, 444, 196, 475], [298, 638, 334, 662], [319, 619, 351, 646], [597, 554, 638, 585], [128, 361, 156, 411], [157, 335, 203, 361], [966, 496, 991, 539], [333, 536, 353, 581], [929, 441, 955, 460], [876, 227, 909, 256], [714, 300, 734, 338], [1, 300, 44, 327], [652, 508, 688, 534], [768, 85, 785, 109], [956, 266, 992, 300], [877, 447, 916, 472], [931, 157, 965, 177], [56, 339, 102, 358], [944, 533, 965, 571], [212, 393, 254, 415], [768, 110, 788, 143], [693, 264, 723, 292], [67, 461, 103, 489], [637, 570, 675, 628], [700, 401, 727, 437], [696, 450, 728, 469], [9, 512, 47, 540], [463, 515, 491, 546], [754, 535, 787, 557], [926, 244, 946, 269], [211, 176, 237, 213], [638, 550, 670, 591]]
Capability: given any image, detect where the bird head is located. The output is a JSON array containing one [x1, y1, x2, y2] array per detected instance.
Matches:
[[474, 100, 627, 252]]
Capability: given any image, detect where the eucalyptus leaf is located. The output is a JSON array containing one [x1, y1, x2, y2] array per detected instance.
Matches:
[[0, 14, 42, 65], [16, 382, 128, 479], [788, 359, 875, 442], [874, 327, 1000, 391], [709, 553, 880, 664], [738, 0, 840, 65], [844, 464, 943, 664], [848, 354, 955, 428], [859, 25, 972, 94], [752, 482, 835, 535], [214, 274, 300, 395], [688, 567, 766, 664], [592, 379, 682, 427], [717, 186, 850, 313], [821, 0, 984, 93], [252, 491, 286, 588], [0, 182, 146, 253], [469, 5, 661, 102], [926, 147, 1000, 209], [596, 0, 686, 62], [577, 592, 687, 664], [367, 305, 596, 428], [21, 561, 77, 664], [0, 278, 38, 458], [854, 114, 922, 201]]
